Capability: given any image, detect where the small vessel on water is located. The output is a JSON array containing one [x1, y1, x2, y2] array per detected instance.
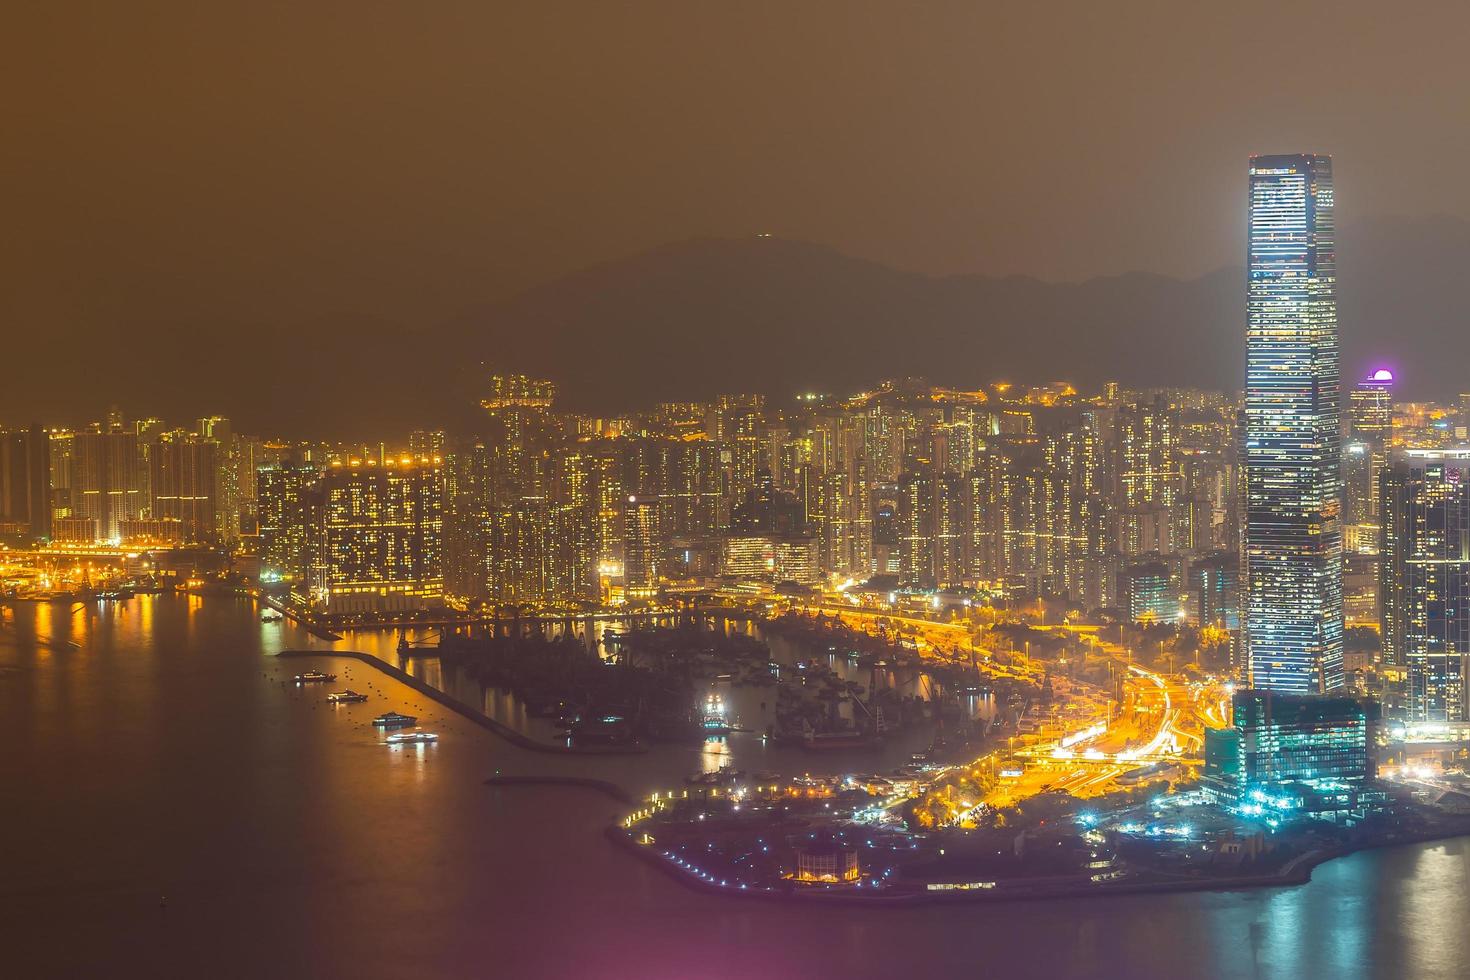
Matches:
[[373, 711, 418, 727], [699, 691, 732, 736], [327, 690, 368, 704], [294, 671, 336, 684], [260, 612, 283, 623], [385, 730, 438, 745]]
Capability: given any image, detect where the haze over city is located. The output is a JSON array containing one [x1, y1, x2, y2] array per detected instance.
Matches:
[[8, 3, 1470, 432], [8, 4, 1470, 980]]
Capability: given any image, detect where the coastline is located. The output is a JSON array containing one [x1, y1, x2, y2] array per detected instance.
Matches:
[[276, 648, 647, 755], [284, 644, 1470, 910], [602, 819, 1470, 908], [485, 774, 1470, 908]]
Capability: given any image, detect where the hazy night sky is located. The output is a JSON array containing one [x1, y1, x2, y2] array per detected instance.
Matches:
[[5, 2, 1470, 429]]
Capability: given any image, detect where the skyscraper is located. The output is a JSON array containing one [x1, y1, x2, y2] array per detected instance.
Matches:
[[1343, 368, 1394, 553], [1381, 449, 1470, 722], [149, 429, 219, 542], [1243, 153, 1344, 694], [309, 458, 444, 614], [0, 425, 52, 540]]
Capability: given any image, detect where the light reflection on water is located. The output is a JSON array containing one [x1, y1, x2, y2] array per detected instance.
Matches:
[[2, 595, 1469, 979], [329, 615, 996, 775]]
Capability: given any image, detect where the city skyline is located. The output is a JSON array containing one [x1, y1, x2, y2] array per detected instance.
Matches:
[[13, 5, 1470, 974]]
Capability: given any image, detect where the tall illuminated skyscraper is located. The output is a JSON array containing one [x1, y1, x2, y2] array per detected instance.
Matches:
[[1243, 153, 1344, 693]]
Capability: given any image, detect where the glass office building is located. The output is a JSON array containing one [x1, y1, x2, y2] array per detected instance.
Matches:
[[1243, 154, 1344, 693], [1204, 690, 1382, 823]]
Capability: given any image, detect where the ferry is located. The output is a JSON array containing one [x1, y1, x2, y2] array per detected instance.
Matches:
[[293, 671, 336, 684], [327, 690, 368, 704], [385, 730, 438, 745], [373, 711, 418, 727]]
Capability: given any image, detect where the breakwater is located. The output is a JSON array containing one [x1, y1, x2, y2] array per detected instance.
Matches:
[[276, 649, 647, 755]]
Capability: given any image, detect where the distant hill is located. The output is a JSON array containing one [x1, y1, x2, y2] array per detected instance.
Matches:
[[447, 238, 1242, 414], [7, 215, 1465, 434], [451, 213, 1467, 415]]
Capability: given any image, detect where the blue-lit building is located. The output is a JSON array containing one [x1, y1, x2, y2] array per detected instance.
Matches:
[[1204, 690, 1384, 823], [1243, 154, 1344, 694], [1123, 560, 1175, 624]]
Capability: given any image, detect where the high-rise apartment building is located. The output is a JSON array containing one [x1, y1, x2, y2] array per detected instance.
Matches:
[[1381, 449, 1470, 721], [1343, 369, 1394, 554], [309, 458, 443, 614], [1243, 153, 1344, 693], [622, 494, 662, 597], [73, 426, 145, 542], [149, 429, 219, 542], [0, 426, 52, 539]]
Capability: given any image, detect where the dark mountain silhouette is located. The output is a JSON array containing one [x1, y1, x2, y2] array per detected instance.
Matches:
[[451, 213, 1464, 416], [447, 238, 1243, 414], [6, 215, 1465, 435]]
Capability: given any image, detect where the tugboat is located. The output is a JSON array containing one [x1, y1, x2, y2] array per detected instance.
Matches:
[[293, 671, 336, 684], [385, 729, 438, 745], [373, 711, 418, 727], [327, 690, 368, 704]]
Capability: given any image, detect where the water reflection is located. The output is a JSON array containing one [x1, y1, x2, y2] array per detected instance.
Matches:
[[4, 595, 1470, 978], [329, 614, 994, 775]]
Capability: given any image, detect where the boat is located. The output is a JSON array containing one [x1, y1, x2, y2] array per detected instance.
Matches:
[[385, 730, 438, 745], [327, 690, 368, 704], [373, 711, 418, 727], [699, 691, 732, 736], [293, 671, 336, 684], [260, 612, 283, 623]]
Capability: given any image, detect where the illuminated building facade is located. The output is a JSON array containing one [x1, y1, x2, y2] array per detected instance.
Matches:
[[1123, 560, 1174, 624], [1344, 369, 1394, 553], [1204, 689, 1382, 823], [149, 430, 219, 542], [622, 494, 661, 596], [72, 426, 145, 542], [1243, 153, 1344, 694], [257, 463, 319, 578], [1381, 449, 1470, 721], [1189, 552, 1240, 630], [1116, 395, 1180, 556], [719, 534, 821, 585], [310, 459, 444, 613]]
